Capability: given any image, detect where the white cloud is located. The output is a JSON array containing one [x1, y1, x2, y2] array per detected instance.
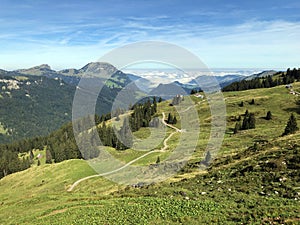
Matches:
[[0, 16, 300, 70]]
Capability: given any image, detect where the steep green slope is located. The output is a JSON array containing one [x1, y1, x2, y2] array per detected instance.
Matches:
[[0, 75, 75, 143], [0, 68, 141, 143], [110, 82, 300, 169], [0, 134, 298, 224], [0, 84, 299, 224]]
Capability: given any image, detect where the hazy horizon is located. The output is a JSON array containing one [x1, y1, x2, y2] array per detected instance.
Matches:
[[0, 62, 286, 73]]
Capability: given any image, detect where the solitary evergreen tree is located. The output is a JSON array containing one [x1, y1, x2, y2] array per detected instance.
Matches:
[[117, 117, 133, 150], [29, 150, 34, 161], [234, 122, 241, 134], [248, 113, 256, 129], [153, 97, 157, 113], [266, 111, 272, 120], [282, 113, 298, 136], [202, 151, 212, 166], [205, 151, 211, 162], [45, 149, 52, 164], [167, 113, 173, 124], [173, 116, 177, 124], [242, 115, 249, 130], [156, 156, 160, 164]]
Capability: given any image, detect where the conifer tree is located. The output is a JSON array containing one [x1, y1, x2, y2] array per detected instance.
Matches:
[[266, 111, 272, 120], [45, 148, 52, 164], [95, 114, 101, 125], [234, 122, 241, 134], [242, 115, 249, 130], [282, 113, 298, 136], [156, 156, 160, 164], [173, 116, 177, 124], [167, 113, 173, 124], [29, 150, 34, 161], [101, 122, 108, 145], [241, 111, 255, 130], [202, 151, 212, 166], [117, 117, 133, 150], [190, 89, 197, 95], [248, 113, 256, 129], [153, 97, 157, 113]]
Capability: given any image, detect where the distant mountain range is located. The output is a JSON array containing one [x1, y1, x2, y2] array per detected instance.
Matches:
[[14, 62, 119, 86], [0, 62, 279, 143], [244, 70, 278, 80], [0, 62, 141, 143], [5, 63, 279, 93]]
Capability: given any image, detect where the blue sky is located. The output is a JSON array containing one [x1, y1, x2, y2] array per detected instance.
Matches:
[[0, 0, 300, 70]]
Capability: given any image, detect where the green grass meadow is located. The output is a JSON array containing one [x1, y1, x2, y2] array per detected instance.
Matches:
[[0, 83, 300, 224]]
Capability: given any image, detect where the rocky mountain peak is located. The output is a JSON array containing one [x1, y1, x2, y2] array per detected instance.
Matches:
[[37, 64, 51, 70], [79, 62, 117, 76], [16, 64, 54, 76]]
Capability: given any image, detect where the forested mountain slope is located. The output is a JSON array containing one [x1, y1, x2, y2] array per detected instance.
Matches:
[[0, 63, 142, 143]]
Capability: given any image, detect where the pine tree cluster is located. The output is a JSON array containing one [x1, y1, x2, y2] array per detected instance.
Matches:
[[129, 98, 157, 131], [0, 98, 159, 178], [234, 110, 256, 133], [170, 95, 184, 106], [95, 98, 158, 150], [223, 68, 300, 92], [166, 113, 177, 124]]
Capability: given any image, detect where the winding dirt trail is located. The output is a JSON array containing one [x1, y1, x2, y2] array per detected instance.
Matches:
[[67, 112, 181, 192]]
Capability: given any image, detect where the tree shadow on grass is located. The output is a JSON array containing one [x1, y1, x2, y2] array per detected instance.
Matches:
[[283, 98, 300, 114], [284, 107, 300, 115]]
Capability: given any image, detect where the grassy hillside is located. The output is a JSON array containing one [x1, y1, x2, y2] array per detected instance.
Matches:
[[90, 82, 300, 169], [0, 83, 299, 224]]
